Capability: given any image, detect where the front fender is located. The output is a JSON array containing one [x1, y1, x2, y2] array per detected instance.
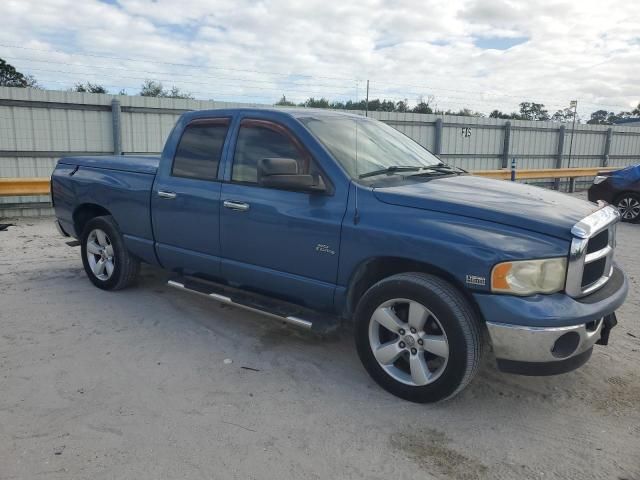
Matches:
[[337, 187, 569, 295]]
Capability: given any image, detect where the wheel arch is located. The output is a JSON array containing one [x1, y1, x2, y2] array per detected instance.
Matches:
[[344, 256, 485, 323], [613, 190, 640, 203], [73, 203, 113, 237]]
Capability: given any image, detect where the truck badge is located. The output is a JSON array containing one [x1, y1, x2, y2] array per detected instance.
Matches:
[[465, 274, 486, 286], [315, 244, 335, 255]]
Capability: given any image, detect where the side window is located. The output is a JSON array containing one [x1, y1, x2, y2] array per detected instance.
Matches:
[[232, 122, 308, 183], [172, 120, 229, 181]]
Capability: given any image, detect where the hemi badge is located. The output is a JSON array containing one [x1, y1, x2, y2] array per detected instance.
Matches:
[[466, 275, 486, 286]]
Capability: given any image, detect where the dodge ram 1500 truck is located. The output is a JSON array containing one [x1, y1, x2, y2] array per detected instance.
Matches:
[[51, 108, 629, 402]]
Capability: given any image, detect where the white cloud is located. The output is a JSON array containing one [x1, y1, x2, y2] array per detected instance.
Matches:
[[0, 0, 638, 116]]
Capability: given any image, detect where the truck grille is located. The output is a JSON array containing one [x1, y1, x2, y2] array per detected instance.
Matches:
[[566, 205, 619, 298]]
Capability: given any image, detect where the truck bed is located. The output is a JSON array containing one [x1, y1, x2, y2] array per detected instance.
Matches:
[[52, 155, 160, 264], [57, 155, 160, 175]]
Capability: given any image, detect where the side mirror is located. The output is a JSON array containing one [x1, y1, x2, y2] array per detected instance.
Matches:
[[258, 158, 326, 192]]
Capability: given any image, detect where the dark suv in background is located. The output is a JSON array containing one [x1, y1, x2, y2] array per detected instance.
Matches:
[[589, 164, 640, 222]]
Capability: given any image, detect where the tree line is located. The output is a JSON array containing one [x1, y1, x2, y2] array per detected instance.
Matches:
[[1, 57, 638, 124], [0, 58, 193, 99], [280, 96, 640, 124]]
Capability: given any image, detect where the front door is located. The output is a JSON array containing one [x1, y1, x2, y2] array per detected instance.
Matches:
[[152, 118, 230, 276], [219, 118, 346, 311]]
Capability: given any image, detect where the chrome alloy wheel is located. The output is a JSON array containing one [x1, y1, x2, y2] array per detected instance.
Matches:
[[86, 229, 115, 281], [368, 298, 449, 386], [617, 196, 640, 220]]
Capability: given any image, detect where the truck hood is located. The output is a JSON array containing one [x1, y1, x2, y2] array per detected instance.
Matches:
[[373, 175, 599, 240]]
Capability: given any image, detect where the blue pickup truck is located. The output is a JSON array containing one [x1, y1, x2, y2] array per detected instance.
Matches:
[[51, 108, 628, 402]]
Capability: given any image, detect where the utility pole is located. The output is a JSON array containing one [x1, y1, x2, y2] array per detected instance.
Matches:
[[365, 80, 369, 117], [567, 100, 578, 169]]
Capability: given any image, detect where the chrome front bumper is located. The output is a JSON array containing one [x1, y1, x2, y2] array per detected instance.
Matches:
[[487, 318, 607, 375]]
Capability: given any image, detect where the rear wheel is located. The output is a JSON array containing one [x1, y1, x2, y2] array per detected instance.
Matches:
[[616, 193, 640, 223], [355, 273, 483, 403], [81, 216, 139, 290]]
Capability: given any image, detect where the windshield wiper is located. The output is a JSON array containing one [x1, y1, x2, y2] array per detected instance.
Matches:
[[431, 163, 467, 173], [358, 166, 426, 179], [358, 163, 466, 180], [408, 163, 467, 177]]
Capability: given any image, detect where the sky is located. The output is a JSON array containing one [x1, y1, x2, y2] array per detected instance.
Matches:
[[1, 0, 639, 118]]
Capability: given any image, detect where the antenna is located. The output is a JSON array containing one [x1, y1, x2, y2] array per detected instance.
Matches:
[[365, 80, 369, 117]]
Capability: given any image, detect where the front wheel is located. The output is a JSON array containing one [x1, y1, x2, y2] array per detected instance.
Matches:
[[80, 215, 140, 290], [354, 273, 483, 403], [616, 193, 640, 223]]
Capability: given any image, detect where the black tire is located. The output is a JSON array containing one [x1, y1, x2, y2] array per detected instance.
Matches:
[[80, 215, 140, 290], [354, 273, 483, 403], [615, 192, 640, 223]]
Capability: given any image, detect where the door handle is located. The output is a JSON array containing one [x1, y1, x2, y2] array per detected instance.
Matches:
[[223, 200, 250, 211], [157, 190, 177, 199]]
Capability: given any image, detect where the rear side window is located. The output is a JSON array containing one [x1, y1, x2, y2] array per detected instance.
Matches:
[[172, 120, 229, 181]]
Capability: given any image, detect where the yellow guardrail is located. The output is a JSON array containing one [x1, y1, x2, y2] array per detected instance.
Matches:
[[473, 167, 618, 180], [0, 167, 618, 197], [0, 177, 51, 196]]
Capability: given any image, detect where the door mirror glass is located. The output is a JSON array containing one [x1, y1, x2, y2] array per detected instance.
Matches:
[[258, 158, 326, 192]]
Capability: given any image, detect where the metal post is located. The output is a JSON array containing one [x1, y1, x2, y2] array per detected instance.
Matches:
[[434, 118, 443, 156], [566, 100, 577, 169], [501, 121, 511, 169], [569, 178, 576, 193], [365, 80, 369, 117], [554, 125, 565, 190], [603, 127, 612, 167], [510, 157, 516, 181], [111, 99, 122, 155]]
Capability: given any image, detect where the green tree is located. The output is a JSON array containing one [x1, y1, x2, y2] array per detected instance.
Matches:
[[412, 95, 434, 114], [166, 86, 193, 99], [444, 108, 484, 117], [412, 102, 432, 114], [633, 103, 640, 116], [139, 80, 193, 99], [518, 102, 550, 121], [0, 58, 39, 88], [489, 110, 517, 119], [73, 82, 108, 94], [344, 99, 366, 110], [395, 99, 409, 112], [140, 80, 163, 97], [586, 110, 611, 125], [552, 108, 575, 123], [378, 99, 396, 112], [303, 97, 331, 108]]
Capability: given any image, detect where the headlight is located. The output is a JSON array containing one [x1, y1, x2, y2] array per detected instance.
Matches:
[[593, 175, 607, 185], [491, 258, 567, 295]]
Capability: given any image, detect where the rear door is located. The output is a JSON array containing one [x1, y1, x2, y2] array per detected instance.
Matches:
[[219, 118, 347, 311], [152, 118, 230, 276]]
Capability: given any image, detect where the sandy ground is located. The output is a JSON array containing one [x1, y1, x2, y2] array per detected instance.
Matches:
[[0, 211, 639, 479]]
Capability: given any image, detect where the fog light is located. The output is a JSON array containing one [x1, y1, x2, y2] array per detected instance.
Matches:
[[551, 332, 580, 359]]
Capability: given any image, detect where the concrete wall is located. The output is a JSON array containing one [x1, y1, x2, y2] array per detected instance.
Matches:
[[1, 86, 639, 216]]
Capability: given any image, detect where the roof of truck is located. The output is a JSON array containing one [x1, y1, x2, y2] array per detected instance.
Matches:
[[183, 107, 367, 121]]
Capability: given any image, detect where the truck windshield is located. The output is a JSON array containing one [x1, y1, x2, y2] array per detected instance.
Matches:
[[299, 115, 441, 179]]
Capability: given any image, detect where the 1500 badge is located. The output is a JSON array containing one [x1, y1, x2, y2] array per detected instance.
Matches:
[[315, 244, 335, 255]]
